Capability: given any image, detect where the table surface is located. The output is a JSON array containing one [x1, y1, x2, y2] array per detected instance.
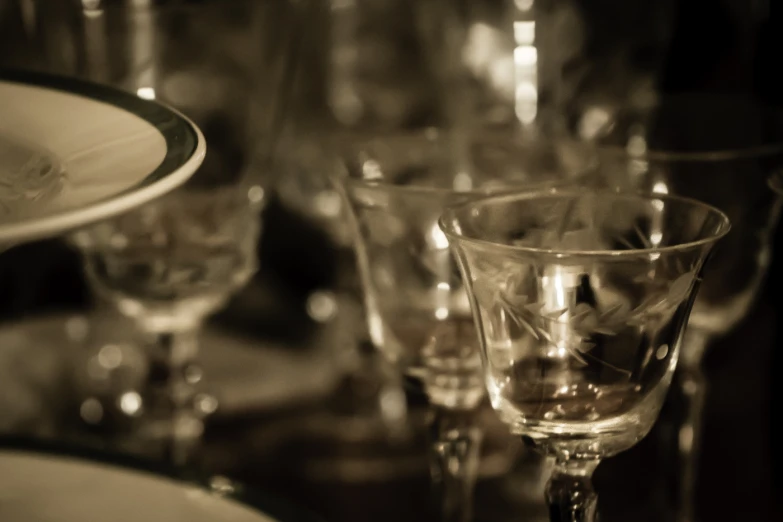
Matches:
[[0, 199, 781, 522], [0, 291, 778, 522]]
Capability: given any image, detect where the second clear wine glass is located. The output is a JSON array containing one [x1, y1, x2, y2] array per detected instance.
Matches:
[[338, 130, 584, 522], [441, 190, 730, 522]]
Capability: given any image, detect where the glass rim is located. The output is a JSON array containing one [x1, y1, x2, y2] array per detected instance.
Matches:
[[594, 95, 783, 162], [597, 142, 783, 163], [439, 189, 731, 259], [768, 169, 783, 195], [338, 132, 593, 196], [343, 174, 581, 197]]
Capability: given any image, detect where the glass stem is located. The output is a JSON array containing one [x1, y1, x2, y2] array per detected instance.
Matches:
[[429, 406, 482, 522], [545, 458, 599, 522], [674, 329, 711, 522], [141, 325, 205, 468], [330, 254, 410, 440]]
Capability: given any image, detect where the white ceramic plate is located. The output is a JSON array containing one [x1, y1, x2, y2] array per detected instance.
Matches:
[[0, 70, 205, 244], [0, 448, 318, 522]]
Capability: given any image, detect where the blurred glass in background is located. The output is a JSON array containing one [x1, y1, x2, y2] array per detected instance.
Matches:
[[1, 0, 306, 466], [281, 1, 679, 521], [1, 1, 783, 522]]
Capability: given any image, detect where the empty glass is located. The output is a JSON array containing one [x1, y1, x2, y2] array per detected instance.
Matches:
[[592, 94, 783, 520], [441, 190, 729, 522], [338, 130, 584, 522]]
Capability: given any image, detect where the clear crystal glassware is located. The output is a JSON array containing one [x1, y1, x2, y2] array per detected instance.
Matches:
[[42, 0, 305, 465], [69, 183, 262, 466], [286, 0, 446, 439], [592, 94, 783, 520], [440, 190, 729, 522], [275, 138, 385, 425], [338, 130, 585, 522]]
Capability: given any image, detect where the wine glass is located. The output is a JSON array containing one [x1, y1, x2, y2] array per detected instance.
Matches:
[[592, 94, 783, 520], [70, 187, 261, 463], [412, 2, 681, 515], [336, 130, 585, 522], [53, 0, 305, 465], [440, 190, 730, 522]]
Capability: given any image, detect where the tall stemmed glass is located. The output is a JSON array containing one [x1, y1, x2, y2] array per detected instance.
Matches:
[[592, 94, 783, 520], [441, 190, 729, 522], [337, 131, 584, 522], [62, 0, 303, 465]]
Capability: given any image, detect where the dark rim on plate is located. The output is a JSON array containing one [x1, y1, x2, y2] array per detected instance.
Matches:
[[0, 68, 199, 192], [0, 436, 324, 522]]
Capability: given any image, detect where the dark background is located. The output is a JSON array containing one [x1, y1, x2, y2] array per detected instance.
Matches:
[[1, 1, 783, 521]]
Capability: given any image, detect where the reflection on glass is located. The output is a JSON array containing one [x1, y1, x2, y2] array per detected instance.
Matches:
[[72, 187, 261, 464], [442, 190, 729, 522], [338, 129, 584, 522]]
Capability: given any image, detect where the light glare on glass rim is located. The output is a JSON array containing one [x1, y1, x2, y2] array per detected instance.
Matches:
[[439, 190, 731, 258]]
